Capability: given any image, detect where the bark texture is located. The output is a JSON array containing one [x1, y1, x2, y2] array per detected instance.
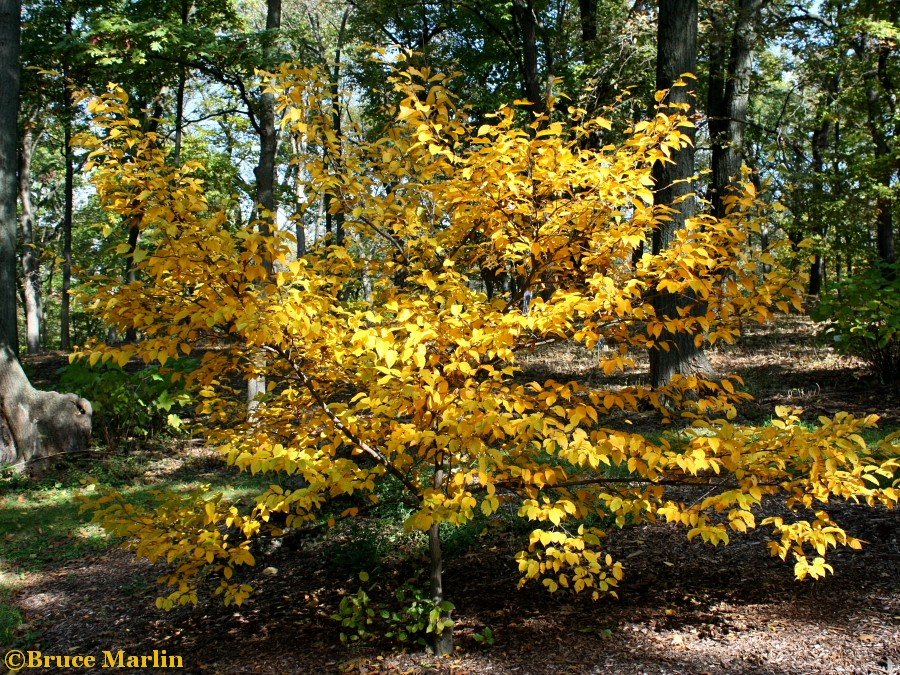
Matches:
[[649, 0, 711, 389], [0, 346, 92, 474], [512, 0, 544, 114], [19, 117, 41, 353], [708, 0, 764, 219], [0, 0, 21, 355]]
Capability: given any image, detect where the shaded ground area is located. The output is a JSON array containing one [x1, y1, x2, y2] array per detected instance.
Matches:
[[5, 316, 900, 674], [13, 502, 900, 674]]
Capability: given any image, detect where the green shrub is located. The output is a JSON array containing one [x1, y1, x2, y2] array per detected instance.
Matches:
[[332, 571, 454, 647], [58, 359, 196, 451], [814, 264, 900, 387]]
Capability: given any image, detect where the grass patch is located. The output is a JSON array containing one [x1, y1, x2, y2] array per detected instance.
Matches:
[[0, 448, 274, 575], [0, 589, 25, 648]]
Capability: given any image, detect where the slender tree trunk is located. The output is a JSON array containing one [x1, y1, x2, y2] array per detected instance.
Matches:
[[428, 457, 453, 656], [18, 118, 41, 353], [172, 0, 191, 165], [807, 122, 829, 296], [862, 48, 895, 270], [649, 0, 711, 389], [707, 36, 728, 217], [60, 12, 73, 351], [248, 0, 281, 416], [324, 7, 349, 247]]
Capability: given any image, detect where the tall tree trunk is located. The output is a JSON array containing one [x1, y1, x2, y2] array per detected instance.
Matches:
[[60, 12, 73, 351], [862, 46, 895, 271], [808, 118, 831, 296], [172, 0, 191, 165], [323, 7, 349, 247], [248, 0, 281, 416], [512, 0, 544, 115], [649, 0, 710, 389], [0, 0, 21, 355], [578, 0, 597, 44], [708, 0, 764, 218], [18, 117, 41, 353], [706, 36, 728, 216]]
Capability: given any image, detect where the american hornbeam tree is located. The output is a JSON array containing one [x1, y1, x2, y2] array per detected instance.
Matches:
[[77, 67, 898, 654]]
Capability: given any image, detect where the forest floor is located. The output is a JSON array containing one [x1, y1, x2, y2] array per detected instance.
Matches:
[[2, 315, 899, 674]]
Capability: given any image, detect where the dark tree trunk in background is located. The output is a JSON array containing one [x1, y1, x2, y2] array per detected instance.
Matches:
[[253, 0, 281, 230], [172, 0, 191, 165], [709, 0, 764, 219], [649, 0, 711, 389], [578, 0, 597, 43], [706, 36, 728, 214], [860, 45, 896, 272], [18, 117, 41, 353], [512, 0, 544, 114], [324, 7, 348, 247], [0, 0, 21, 355], [60, 12, 73, 351], [808, 118, 830, 296]]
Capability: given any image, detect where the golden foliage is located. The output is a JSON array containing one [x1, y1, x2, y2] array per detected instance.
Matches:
[[75, 68, 898, 608]]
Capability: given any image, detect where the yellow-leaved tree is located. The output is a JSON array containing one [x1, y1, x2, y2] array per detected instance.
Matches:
[[75, 64, 898, 654]]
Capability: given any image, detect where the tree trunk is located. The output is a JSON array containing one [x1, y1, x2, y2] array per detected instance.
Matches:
[[512, 0, 544, 115], [0, 0, 21, 355], [428, 458, 453, 656], [0, 346, 92, 474], [807, 76, 836, 296], [122, 219, 140, 343], [60, 12, 73, 351], [578, 0, 597, 44], [706, 35, 728, 217], [18, 117, 41, 353], [172, 0, 191, 165], [708, 0, 764, 218], [649, 0, 711, 389], [248, 0, 281, 416], [862, 47, 895, 270]]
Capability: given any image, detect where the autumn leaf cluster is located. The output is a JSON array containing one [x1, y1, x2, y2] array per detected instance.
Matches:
[[75, 66, 898, 609]]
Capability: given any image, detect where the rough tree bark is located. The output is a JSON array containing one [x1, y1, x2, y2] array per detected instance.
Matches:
[[649, 0, 712, 389], [0, 346, 92, 474], [708, 0, 765, 219], [0, 0, 20, 356]]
